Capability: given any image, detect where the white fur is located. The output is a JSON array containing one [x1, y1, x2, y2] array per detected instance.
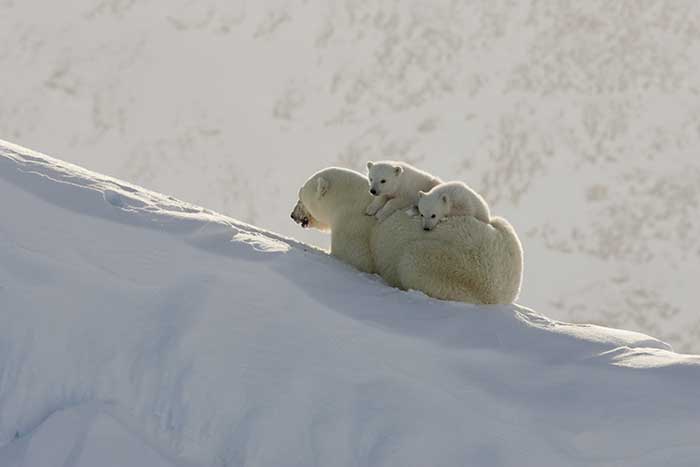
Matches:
[[371, 212, 523, 304], [292, 168, 523, 304], [295, 167, 376, 273], [418, 181, 491, 230], [365, 161, 442, 222]]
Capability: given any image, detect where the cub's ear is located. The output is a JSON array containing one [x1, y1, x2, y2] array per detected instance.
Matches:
[[316, 177, 329, 198], [394, 165, 403, 176], [441, 194, 449, 204], [366, 161, 374, 170], [418, 191, 426, 198]]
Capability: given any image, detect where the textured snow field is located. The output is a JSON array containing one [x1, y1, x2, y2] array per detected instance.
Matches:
[[1, 139, 699, 467], [3, 1, 700, 352]]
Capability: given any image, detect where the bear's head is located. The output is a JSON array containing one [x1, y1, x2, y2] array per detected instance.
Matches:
[[417, 190, 450, 231], [366, 161, 404, 197], [291, 167, 371, 231], [290, 199, 323, 230]]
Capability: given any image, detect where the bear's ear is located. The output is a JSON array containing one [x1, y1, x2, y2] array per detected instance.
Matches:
[[394, 165, 403, 176], [441, 194, 449, 204], [418, 191, 425, 198], [316, 177, 329, 198], [366, 161, 374, 170]]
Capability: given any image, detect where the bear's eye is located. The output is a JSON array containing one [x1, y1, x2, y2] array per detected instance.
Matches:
[[380, 179, 386, 184], [431, 214, 436, 219]]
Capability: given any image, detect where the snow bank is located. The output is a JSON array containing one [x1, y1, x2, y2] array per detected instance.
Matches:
[[1, 140, 699, 467], [4, 1, 700, 352]]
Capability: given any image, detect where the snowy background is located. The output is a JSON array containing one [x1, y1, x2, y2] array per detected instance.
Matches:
[[2, 0, 699, 351]]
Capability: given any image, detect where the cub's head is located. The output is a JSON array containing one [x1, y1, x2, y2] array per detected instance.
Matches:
[[417, 190, 450, 231], [366, 161, 403, 197]]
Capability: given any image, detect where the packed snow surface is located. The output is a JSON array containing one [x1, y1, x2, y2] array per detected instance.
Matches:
[[3, 1, 700, 352], [1, 140, 699, 467]]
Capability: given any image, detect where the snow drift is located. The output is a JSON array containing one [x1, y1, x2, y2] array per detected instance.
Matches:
[[0, 140, 699, 467], [4, 1, 700, 352]]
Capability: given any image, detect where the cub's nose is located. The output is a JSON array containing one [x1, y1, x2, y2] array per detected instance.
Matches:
[[370, 189, 377, 195], [423, 227, 431, 231]]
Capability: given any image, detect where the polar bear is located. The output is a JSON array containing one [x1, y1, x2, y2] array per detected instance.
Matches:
[[365, 161, 442, 222], [292, 167, 376, 273], [418, 181, 491, 231], [291, 167, 523, 304]]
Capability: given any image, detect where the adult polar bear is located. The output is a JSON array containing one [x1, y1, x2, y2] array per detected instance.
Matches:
[[292, 167, 523, 304]]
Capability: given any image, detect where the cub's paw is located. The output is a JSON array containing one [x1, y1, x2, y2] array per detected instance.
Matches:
[[375, 211, 391, 222], [405, 206, 419, 217]]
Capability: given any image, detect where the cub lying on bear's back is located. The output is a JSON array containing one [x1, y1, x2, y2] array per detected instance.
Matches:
[[418, 181, 491, 230], [365, 161, 442, 222]]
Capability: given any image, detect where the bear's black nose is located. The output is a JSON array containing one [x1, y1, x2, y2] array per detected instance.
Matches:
[[423, 227, 430, 231], [370, 189, 377, 195]]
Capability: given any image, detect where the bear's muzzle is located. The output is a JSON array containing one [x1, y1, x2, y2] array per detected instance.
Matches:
[[290, 199, 313, 228]]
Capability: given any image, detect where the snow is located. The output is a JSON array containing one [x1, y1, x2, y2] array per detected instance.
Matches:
[[1, 139, 699, 467], [0, 404, 184, 467], [2, 1, 700, 352]]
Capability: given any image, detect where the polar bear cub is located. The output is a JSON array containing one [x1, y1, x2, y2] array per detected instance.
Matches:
[[418, 181, 491, 231], [365, 161, 442, 222]]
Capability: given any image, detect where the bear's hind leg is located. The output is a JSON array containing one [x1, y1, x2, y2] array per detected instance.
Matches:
[[396, 245, 486, 304]]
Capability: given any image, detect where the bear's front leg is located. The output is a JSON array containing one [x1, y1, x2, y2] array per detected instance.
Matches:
[[365, 195, 388, 216], [375, 198, 409, 222]]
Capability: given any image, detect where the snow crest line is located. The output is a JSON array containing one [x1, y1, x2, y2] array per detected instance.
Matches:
[[1, 140, 699, 467]]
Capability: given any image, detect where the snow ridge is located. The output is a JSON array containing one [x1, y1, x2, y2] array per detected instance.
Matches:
[[1, 140, 699, 467]]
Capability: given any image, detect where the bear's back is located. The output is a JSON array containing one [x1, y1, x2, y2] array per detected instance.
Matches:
[[370, 212, 521, 303]]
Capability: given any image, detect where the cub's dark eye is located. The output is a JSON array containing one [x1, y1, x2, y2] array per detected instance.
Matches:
[[420, 214, 424, 217], [431, 214, 436, 219], [380, 179, 386, 184]]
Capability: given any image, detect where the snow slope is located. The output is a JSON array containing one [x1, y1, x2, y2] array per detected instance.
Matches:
[[1, 139, 699, 467], [2, 1, 700, 352]]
